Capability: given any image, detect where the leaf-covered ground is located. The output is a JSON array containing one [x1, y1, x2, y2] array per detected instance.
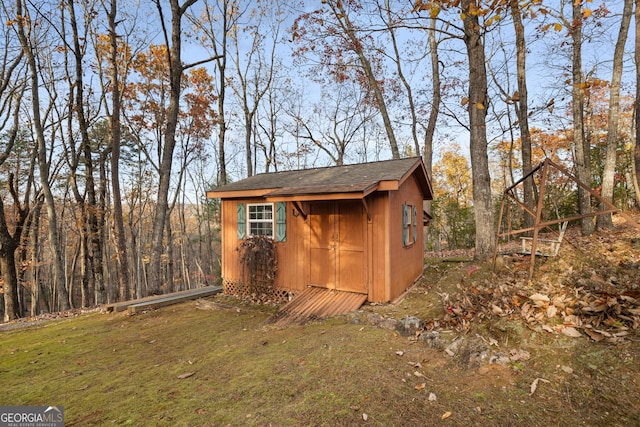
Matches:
[[1, 214, 640, 426]]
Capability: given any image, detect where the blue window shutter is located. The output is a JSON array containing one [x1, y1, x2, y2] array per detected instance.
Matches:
[[413, 206, 418, 243], [402, 204, 409, 247], [275, 202, 286, 242], [237, 203, 246, 240]]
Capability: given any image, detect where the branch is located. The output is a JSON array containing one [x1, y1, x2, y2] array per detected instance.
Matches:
[[183, 55, 224, 71]]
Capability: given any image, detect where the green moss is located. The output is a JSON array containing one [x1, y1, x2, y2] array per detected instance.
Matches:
[[2, 293, 640, 426]]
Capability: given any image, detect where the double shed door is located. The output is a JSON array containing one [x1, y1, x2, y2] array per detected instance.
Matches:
[[309, 201, 367, 294]]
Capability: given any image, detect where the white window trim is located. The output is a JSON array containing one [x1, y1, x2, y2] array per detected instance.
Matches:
[[247, 203, 274, 238]]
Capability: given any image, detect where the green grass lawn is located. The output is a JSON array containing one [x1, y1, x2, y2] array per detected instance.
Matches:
[[2, 302, 423, 426], [2, 292, 640, 426]]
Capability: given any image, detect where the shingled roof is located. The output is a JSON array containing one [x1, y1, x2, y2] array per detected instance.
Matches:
[[207, 157, 432, 200]]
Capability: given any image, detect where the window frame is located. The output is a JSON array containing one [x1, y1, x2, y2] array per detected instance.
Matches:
[[247, 203, 275, 238], [402, 203, 417, 248]]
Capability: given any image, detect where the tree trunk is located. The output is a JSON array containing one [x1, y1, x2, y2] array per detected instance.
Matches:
[[214, 1, 229, 184], [148, 0, 197, 294], [108, 0, 131, 301], [0, 242, 20, 321], [30, 200, 43, 316], [96, 149, 109, 305], [66, 0, 101, 308], [461, 0, 495, 259], [424, 15, 439, 181], [0, 196, 20, 321], [423, 15, 440, 249], [510, 0, 535, 231], [571, 0, 594, 236], [597, 0, 632, 228], [15, 0, 71, 310], [218, 77, 227, 184], [635, 0, 640, 208]]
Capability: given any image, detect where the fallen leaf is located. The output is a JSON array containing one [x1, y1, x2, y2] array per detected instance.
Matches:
[[395, 350, 404, 356], [561, 327, 582, 338], [529, 293, 550, 307], [560, 366, 573, 374], [529, 377, 550, 396], [177, 372, 195, 379], [584, 328, 604, 342], [415, 383, 426, 390], [428, 392, 437, 401], [441, 411, 452, 419], [362, 413, 368, 421], [414, 371, 426, 378], [509, 349, 531, 362]]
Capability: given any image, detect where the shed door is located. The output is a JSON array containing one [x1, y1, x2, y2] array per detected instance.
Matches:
[[309, 201, 366, 294]]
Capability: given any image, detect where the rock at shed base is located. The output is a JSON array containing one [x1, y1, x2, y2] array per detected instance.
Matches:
[[395, 316, 425, 336]]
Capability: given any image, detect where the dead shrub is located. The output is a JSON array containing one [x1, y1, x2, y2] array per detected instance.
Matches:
[[238, 235, 278, 296]]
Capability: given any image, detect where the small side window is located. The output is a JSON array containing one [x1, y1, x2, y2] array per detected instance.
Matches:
[[275, 202, 287, 242], [237, 203, 246, 240], [402, 204, 416, 247]]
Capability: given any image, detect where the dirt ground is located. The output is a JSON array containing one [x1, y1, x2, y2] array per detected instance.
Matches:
[[354, 214, 640, 426]]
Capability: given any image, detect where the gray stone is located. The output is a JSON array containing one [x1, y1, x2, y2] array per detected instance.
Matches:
[[366, 313, 384, 326], [489, 353, 511, 366], [417, 331, 445, 349], [395, 316, 425, 336], [444, 336, 465, 356], [379, 318, 399, 330]]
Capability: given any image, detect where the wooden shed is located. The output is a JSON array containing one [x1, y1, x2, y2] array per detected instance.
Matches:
[[207, 157, 433, 303]]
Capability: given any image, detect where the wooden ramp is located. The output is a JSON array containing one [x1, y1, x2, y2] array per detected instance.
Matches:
[[266, 287, 367, 327], [104, 286, 222, 313]]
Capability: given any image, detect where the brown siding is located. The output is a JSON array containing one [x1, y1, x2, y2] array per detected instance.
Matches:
[[366, 192, 389, 302], [220, 199, 308, 293], [388, 175, 425, 301], [275, 201, 308, 292]]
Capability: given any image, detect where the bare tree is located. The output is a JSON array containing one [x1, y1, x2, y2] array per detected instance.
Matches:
[[510, 0, 535, 232], [564, 0, 594, 236], [597, 0, 632, 228], [461, 0, 495, 259], [14, 0, 71, 310], [189, 0, 238, 185], [293, 0, 400, 159], [106, 0, 131, 300], [293, 85, 376, 166], [423, 14, 440, 181], [147, 0, 207, 295], [635, 0, 640, 208], [229, 1, 285, 177]]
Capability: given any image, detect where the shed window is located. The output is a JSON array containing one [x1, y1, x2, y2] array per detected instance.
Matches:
[[248, 203, 274, 237], [402, 204, 417, 247]]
